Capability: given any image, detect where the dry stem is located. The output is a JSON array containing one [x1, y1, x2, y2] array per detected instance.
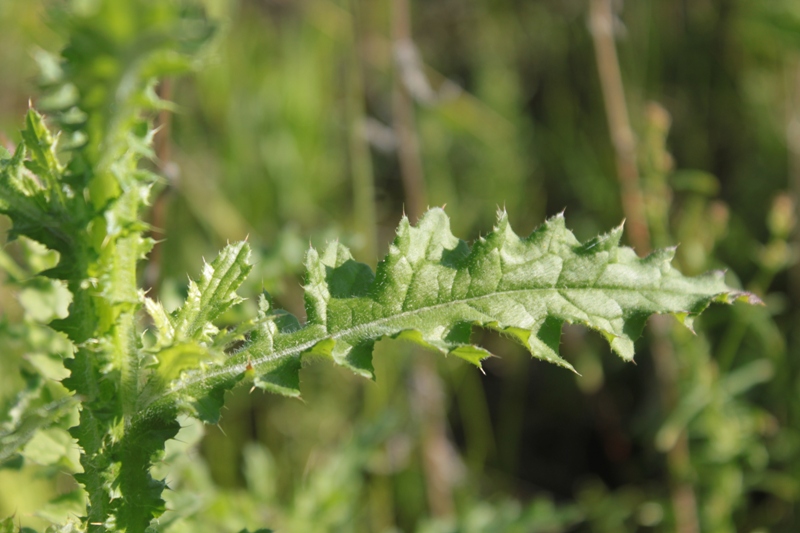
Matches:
[[589, 0, 649, 254]]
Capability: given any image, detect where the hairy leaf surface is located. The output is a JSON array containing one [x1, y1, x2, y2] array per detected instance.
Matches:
[[137, 208, 756, 425]]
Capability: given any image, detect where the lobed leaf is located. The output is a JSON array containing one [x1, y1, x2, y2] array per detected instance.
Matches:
[[137, 208, 757, 424]]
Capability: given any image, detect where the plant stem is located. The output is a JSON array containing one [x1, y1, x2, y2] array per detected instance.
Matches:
[[391, 0, 454, 516], [786, 61, 800, 301], [346, 0, 377, 264], [650, 315, 700, 533], [412, 357, 457, 518], [391, 0, 427, 223], [589, 2, 698, 531], [589, 0, 649, 255]]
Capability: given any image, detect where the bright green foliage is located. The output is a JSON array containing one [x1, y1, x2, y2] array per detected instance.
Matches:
[[137, 208, 755, 428], [0, 238, 75, 479], [0, 0, 213, 530], [0, 373, 75, 469], [2, 117, 757, 529], [0, 1, 760, 532], [1, 104, 756, 528]]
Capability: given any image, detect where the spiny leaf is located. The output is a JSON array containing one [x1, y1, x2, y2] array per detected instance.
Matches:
[[140, 242, 253, 414], [137, 208, 756, 424], [147, 241, 252, 346], [21, 109, 65, 200], [0, 109, 84, 261], [0, 1, 215, 531]]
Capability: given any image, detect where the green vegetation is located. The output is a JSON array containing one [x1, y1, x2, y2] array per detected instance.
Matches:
[[0, 0, 797, 532]]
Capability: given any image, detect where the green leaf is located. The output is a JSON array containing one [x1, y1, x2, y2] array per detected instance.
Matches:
[[19, 278, 73, 323], [140, 242, 254, 411], [21, 427, 79, 470], [0, 1, 215, 531], [0, 110, 83, 261], [138, 208, 756, 423], [250, 294, 302, 396], [0, 376, 76, 469], [37, 491, 86, 525], [0, 518, 37, 533], [45, 517, 84, 533], [20, 109, 65, 199], [146, 241, 252, 347]]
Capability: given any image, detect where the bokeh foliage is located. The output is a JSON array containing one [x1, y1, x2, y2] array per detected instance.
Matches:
[[1, 0, 799, 531]]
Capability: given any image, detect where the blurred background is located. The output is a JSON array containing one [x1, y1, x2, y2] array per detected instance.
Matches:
[[1, 0, 799, 531]]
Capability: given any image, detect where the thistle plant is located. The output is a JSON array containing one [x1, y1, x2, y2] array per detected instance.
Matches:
[[0, 1, 759, 532]]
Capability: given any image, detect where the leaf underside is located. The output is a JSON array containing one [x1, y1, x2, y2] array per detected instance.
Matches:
[[140, 207, 756, 424]]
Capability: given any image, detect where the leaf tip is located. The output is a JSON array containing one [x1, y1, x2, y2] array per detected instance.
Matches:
[[495, 205, 509, 222], [674, 312, 697, 334], [609, 335, 636, 362], [304, 245, 321, 268], [493, 208, 513, 235], [546, 211, 567, 230], [742, 292, 765, 306], [448, 344, 491, 368], [716, 289, 763, 306]]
